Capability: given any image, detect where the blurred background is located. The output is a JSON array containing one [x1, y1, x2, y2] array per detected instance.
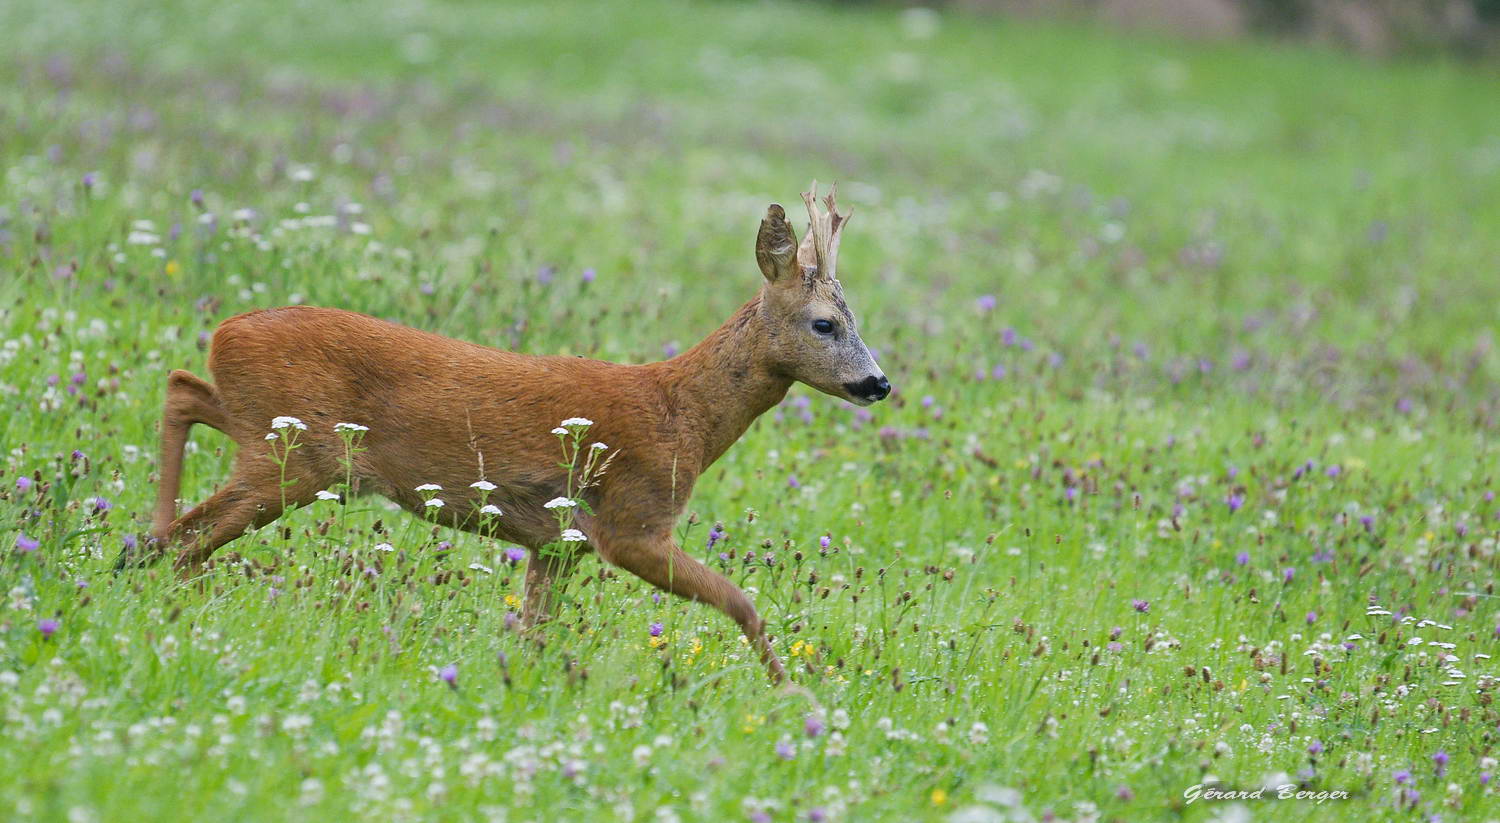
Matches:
[[938, 0, 1500, 55]]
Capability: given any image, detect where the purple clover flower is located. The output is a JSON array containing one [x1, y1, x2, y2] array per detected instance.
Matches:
[[439, 664, 458, 688], [649, 622, 664, 638], [38, 619, 59, 638], [1131, 599, 1150, 614], [805, 714, 825, 738], [504, 546, 527, 564], [775, 739, 795, 760], [15, 534, 39, 553]]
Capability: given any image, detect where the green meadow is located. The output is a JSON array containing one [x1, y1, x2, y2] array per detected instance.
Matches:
[[2, 0, 1499, 820]]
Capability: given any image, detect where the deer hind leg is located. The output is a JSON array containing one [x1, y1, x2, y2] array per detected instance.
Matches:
[[118, 371, 231, 570], [521, 547, 582, 628], [596, 533, 786, 684], [168, 449, 329, 578]]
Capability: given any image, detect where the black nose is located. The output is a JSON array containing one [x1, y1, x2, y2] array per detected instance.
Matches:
[[845, 375, 891, 402]]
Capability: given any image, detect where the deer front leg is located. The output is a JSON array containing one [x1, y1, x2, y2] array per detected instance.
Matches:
[[594, 530, 785, 684], [521, 546, 581, 628]]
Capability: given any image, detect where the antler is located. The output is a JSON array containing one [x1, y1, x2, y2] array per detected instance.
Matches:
[[797, 181, 852, 282]]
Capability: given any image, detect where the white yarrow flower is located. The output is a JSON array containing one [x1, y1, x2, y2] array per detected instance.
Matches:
[[479, 504, 503, 516], [415, 483, 442, 492], [374, 543, 395, 553], [264, 432, 279, 441], [333, 422, 369, 433], [470, 480, 497, 491], [544, 497, 577, 509], [590, 442, 608, 451], [271, 416, 307, 431], [551, 427, 568, 436], [469, 563, 493, 575], [315, 490, 340, 501], [560, 529, 586, 542], [424, 498, 445, 509], [560, 417, 593, 429]]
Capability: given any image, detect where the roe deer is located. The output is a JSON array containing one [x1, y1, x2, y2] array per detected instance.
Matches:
[[124, 183, 890, 683]]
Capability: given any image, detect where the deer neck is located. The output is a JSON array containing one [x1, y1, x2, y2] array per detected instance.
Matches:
[[657, 294, 792, 473]]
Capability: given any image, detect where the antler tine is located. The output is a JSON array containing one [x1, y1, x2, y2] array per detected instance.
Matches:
[[797, 180, 850, 282], [824, 182, 850, 277]]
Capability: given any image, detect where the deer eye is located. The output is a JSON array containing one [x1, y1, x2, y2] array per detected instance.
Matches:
[[812, 319, 835, 335]]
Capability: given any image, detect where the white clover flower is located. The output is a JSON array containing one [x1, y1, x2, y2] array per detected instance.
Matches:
[[271, 416, 307, 431], [126, 230, 161, 246], [551, 427, 569, 436], [560, 417, 593, 429], [544, 497, 577, 509], [315, 490, 340, 501], [831, 708, 850, 730], [415, 483, 443, 492], [468, 563, 493, 575], [470, 480, 497, 491], [424, 498, 445, 509], [590, 442, 608, 451], [479, 505, 503, 516], [560, 529, 587, 542], [374, 543, 395, 552], [333, 422, 369, 433]]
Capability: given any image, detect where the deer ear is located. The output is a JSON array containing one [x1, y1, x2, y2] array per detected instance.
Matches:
[[756, 204, 800, 283]]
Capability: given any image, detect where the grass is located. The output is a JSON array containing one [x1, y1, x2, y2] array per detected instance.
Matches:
[[2, 0, 1499, 820]]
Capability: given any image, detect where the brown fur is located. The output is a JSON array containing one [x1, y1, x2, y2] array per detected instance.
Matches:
[[132, 187, 887, 684]]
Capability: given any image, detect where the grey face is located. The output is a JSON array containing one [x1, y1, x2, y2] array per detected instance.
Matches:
[[767, 278, 890, 406], [753, 192, 892, 406]]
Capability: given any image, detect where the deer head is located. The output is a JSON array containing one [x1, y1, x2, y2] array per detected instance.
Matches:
[[754, 182, 890, 406]]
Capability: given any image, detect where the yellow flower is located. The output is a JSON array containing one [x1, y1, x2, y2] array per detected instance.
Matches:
[[741, 713, 765, 734], [649, 635, 666, 649], [930, 789, 948, 806], [164, 260, 181, 277], [503, 593, 521, 609], [690, 637, 703, 657]]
